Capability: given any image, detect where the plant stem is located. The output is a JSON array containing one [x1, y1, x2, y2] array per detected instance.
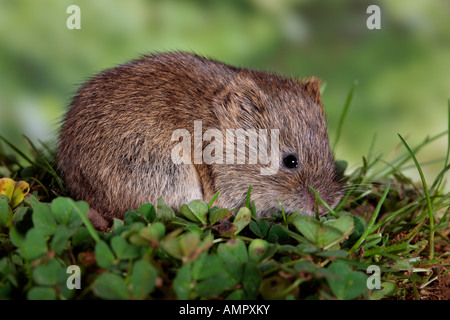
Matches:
[[398, 134, 435, 260], [308, 186, 338, 218]]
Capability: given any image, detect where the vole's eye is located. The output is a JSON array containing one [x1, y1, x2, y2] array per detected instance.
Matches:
[[283, 154, 299, 169]]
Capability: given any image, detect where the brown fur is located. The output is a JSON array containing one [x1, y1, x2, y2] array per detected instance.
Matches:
[[58, 52, 343, 229]]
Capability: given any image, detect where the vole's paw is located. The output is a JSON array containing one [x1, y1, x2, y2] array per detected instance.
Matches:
[[88, 208, 110, 231]]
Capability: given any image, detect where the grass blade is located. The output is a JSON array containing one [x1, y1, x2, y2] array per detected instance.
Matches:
[[430, 164, 450, 193], [367, 132, 377, 163], [370, 131, 447, 179], [69, 199, 100, 243], [348, 183, 390, 255], [277, 198, 286, 222], [208, 190, 220, 208], [397, 134, 435, 259], [308, 186, 338, 218], [333, 80, 357, 149], [0, 135, 37, 168], [432, 99, 450, 193], [245, 185, 252, 208], [22, 136, 65, 192]]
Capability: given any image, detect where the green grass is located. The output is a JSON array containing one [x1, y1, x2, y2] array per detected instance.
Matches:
[[0, 99, 448, 300]]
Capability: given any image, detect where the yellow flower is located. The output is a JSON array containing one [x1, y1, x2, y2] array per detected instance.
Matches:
[[0, 178, 30, 208]]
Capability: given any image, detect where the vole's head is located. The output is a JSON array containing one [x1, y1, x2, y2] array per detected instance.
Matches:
[[211, 72, 343, 217]]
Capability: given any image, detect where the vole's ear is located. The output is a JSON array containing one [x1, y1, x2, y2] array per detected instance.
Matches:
[[214, 77, 264, 128], [299, 76, 323, 110]]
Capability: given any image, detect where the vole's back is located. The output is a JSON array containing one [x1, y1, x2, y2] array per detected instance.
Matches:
[[58, 53, 234, 222]]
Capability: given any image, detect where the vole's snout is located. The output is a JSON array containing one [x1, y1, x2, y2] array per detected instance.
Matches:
[[298, 180, 343, 217], [300, 189, 329, 217]]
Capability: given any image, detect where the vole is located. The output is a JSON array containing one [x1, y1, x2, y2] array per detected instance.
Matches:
[[58, 52, 343, 230]]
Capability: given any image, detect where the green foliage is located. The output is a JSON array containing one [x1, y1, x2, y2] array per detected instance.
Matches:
[[326, 262, 368, 300], [293, 215, 355, 250], [0, 189, 377, 300]]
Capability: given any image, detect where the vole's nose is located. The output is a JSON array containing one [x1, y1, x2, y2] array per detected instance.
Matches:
[[306, 189, 329, 216]]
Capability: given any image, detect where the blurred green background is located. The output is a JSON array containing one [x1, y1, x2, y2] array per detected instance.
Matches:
[[0, 0, 449, 186]]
